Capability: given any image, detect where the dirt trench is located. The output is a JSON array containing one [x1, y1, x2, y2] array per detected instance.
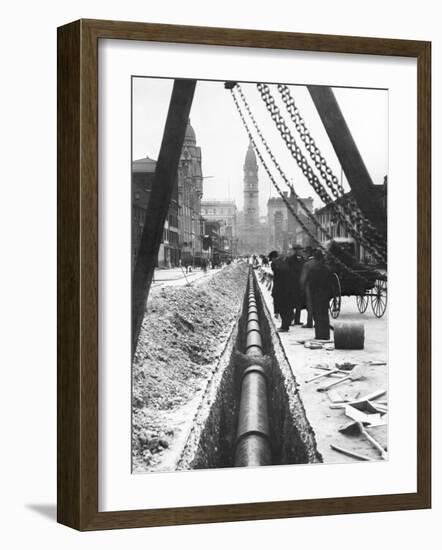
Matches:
[[132, 262, 250, 472], [132, 263, 320, 473], [177, 270, 320, 470]]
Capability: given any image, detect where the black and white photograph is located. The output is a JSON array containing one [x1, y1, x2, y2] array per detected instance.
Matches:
[[131, 76, 389, 473], [1, 0, 436, 540]]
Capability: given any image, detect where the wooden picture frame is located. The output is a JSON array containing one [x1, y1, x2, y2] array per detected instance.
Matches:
[[57, 19, 431, 530]]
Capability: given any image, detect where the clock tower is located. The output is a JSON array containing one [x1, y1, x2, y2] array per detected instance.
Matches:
[[237, 141, 263, 254], [243, 141, 259, 229]]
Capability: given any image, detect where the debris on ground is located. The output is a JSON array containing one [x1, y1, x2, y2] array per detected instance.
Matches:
[[132, 263, 248, 472], [317, 364, 368, 392], [258, 278, 389, 464], [338, 420, 388, 459]]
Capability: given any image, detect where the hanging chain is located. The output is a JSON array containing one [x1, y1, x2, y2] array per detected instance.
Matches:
[[278, 84, 346, 198], [259, 82, 386, 264], [235, 85, 333, 241], [230, 86, 374, 285], [257, 83, 386, 265], [277, 84, 386, 254]]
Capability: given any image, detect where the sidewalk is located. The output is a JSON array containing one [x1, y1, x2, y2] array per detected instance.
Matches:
[[151, 267, 218, 289], [259, 278, 388, 463]]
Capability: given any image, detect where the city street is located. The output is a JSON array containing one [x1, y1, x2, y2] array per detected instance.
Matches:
[[130, 77, 391, 472], [259, 276, 388, 464], [150, 266, 218, 290]]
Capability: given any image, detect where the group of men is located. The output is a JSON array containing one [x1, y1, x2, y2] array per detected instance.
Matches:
[[268, 245, 333, 340]]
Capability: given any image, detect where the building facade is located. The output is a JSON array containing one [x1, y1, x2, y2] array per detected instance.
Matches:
[[177, 120, 204, 266], [315, 180, 387, 263], [131, 120, 204, 269], [201, 199, 238, 256], [132, 155, 180, 268], [267, 190, 316, 253]]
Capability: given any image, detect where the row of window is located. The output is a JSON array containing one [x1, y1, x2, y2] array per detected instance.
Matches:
[[202, 208, 234, 216], [162, 228, 180, 245]]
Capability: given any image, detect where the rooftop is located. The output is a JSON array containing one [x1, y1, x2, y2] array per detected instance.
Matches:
[[132, 155, 157, 174], [244, 142, 258, 171]]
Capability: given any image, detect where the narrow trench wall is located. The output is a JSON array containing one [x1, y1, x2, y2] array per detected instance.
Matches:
[[176, 287, 248, 470], [253, 276, 322, 464], [177, 270, 321, 470]]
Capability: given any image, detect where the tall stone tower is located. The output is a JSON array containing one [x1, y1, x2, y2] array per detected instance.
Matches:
[[178, 120, 204, 262], [243, 141, 259, 228], [237, 141, 262, 254]]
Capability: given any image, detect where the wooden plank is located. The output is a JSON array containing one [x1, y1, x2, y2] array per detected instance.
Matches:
[[57, 19, 431, 530], [57, 20, 81, 529]]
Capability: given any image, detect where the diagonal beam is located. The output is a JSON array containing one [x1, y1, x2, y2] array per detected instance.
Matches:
[[307, 85, 387, 237], [132, 79, 196, 354]]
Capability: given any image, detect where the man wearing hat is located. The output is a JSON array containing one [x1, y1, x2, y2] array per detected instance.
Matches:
[[286, 244, 304, 326], [269, 247, 302, 332], [300, 246, 314, 328], [268, 250, 283, 322], [300, 248, 332, 340]]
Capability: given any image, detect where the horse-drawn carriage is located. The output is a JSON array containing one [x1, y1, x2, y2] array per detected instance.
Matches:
[[258, 238, 387, 319], [325, 238, 387, 319]]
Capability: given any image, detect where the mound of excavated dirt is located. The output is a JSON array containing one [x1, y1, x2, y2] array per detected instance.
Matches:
[[132, 262, 249, 472]]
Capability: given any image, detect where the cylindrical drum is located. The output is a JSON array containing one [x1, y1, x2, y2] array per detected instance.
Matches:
[[333, 322, 365, 349]]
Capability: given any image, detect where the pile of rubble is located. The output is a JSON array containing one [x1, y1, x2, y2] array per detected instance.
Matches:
[[132, 262, 249, 472]]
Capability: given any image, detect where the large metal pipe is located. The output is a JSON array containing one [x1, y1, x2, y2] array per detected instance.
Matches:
[[246, 329, 263, 352], [234, 269, 272, 467]]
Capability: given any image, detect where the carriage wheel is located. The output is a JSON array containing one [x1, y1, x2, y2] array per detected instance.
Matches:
[[371, 278, 387, 318], [356, 293, 369, 313], [329, 273, 341, 319]]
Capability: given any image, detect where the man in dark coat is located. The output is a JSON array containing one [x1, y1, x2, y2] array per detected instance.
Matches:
[[269, 249, 298, 332], [301, 246, 314, 328], [300, 248, 332, 340], [286, 245, 304, 325], [268, 250, 282, 319]]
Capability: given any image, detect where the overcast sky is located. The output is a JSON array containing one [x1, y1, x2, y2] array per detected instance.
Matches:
[[133, 77, 388, 216]]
